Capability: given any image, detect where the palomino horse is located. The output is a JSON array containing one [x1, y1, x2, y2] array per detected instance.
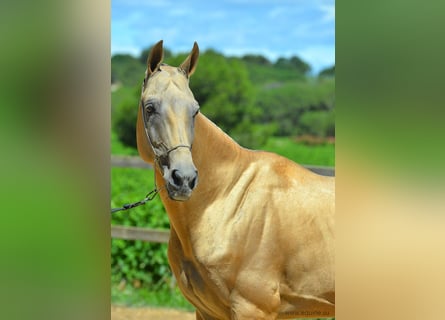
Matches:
[[137, 40, 335, 319]]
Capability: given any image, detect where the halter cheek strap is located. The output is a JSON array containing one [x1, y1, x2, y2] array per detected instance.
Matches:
[[140, 98, 192, 170]]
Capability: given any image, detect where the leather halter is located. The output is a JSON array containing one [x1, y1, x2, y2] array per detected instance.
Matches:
[[141, 67, 193, 169]]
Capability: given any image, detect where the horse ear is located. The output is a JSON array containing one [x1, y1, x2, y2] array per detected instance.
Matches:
[[146, 40, 164, 76], [180, 42, 199, 77]]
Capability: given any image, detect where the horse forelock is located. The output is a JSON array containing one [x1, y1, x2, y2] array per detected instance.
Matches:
[[144, 64, 191, 95]]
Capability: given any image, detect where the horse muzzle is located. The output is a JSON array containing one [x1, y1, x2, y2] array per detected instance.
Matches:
[[164, 166, 198, 201]]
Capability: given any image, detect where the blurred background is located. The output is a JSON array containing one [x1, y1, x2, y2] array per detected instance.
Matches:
[[110, 0, 335, 315]]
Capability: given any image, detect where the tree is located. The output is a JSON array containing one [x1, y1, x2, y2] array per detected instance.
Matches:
[[275, 56, 311, 75], [289, 56, 311, 75], [299, 110, 335, 138], [111, 54, 145, 86], [112, 85, 140, 148], [318, 65, 335, 77], [274, 57, 290, 68], [255, 79, 335, 136], [241, 54, 271, 66]]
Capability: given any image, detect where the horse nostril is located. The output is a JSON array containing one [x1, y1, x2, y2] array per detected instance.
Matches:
[[171, 169, 198, 190], [188, 174, 198, 190], [171, 169, 183, 186]]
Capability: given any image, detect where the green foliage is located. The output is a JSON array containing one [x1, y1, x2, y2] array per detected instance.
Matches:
[[244, 61, 305, 84], [299, 110, 335, 137], [111, 130, 138, 156], [111, 168, 171, 290], [232, 120, 277, 150], [256, 78, 335, 136], [241, 54, 271, 65], [319, 65, 335, 77], [112, 85, 140, 112], [111, 54, 145, 86], [275, 56, 311, 75], [112, 85, 140, 149]]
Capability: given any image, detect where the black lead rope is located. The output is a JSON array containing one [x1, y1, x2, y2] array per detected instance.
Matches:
[[111, 188, 160, 214]]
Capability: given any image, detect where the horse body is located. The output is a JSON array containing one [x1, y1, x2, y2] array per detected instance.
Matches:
[[137, 41, 334, 319], [160, 115, 334, 319]]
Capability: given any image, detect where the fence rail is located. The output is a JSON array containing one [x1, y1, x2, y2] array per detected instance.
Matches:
[[111, 155, 334, 243], [111, 155, 334, 176], [111, 155, 153, 169], [111, 225, 169, 243]]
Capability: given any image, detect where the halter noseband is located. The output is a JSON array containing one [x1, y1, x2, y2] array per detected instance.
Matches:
[[153, 144, 192, 168], [164, 144, 192, 155]]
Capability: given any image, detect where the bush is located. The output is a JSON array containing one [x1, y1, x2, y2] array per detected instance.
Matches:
[[112, 86, 140, 149], [299, 110, 335, 138], [232, 121, 277, 150], [111, 54, 145, 86], [111, 168, 172, 290], [256, 79, 334, 137]]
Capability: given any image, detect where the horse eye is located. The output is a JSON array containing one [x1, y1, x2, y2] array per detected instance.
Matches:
[[145, 103, 155, 115]]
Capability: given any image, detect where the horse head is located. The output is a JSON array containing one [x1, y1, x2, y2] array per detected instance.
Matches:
[[137, 40, 200, 201]]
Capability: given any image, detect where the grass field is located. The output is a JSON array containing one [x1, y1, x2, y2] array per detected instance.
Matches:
[[112, 283, 194, 311], [262, 137, 334, 167]]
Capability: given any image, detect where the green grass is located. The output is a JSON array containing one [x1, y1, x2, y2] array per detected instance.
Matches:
[[262, 137, 335, 167], [111, 283, 194, 311]]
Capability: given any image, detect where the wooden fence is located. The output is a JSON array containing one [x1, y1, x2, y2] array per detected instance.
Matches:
[[111, 225, 169, 243], [111, 155, 334, 243]]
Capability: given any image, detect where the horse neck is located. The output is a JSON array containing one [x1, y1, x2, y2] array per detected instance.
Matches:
[[155, 113, 245, 255], [192, 113, 243, 183]]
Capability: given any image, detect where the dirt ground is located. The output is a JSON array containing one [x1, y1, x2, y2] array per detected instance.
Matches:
[[111, 305, 195, 320]]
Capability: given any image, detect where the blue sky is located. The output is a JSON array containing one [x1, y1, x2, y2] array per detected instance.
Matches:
[[111, 0, 335, 73]]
